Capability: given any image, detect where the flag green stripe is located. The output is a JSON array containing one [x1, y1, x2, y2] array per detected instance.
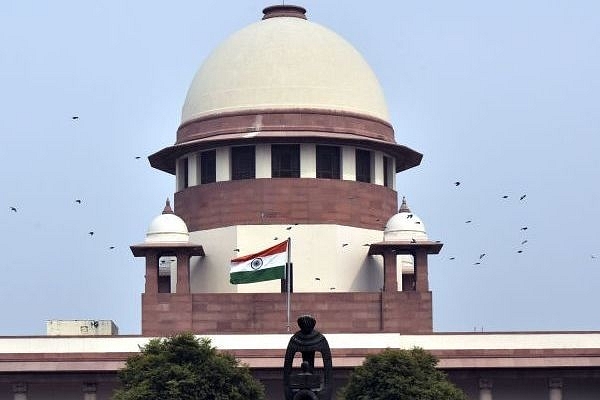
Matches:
[[230, 265, 285, 284]]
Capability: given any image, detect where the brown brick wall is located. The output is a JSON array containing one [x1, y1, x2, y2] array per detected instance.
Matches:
[[174, 178, 397, 231], [176, 109, 395, 145], [141, 291, 432, 336]]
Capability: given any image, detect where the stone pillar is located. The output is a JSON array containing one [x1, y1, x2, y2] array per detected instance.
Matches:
[[176, 252, 190, 294], [382, 249, 397, 292], [414, 250, 429, 292], [83, 383, 97, 400], [12, 383, 27, 400], [145, 252, 159, 294], [548, 378, 562, 400], [479, 378, 493, 400]]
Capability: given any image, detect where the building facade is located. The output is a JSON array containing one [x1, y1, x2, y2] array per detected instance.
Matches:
[[0, 5, 599, 400]]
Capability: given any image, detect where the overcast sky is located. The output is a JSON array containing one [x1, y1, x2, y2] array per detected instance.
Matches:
[[1, 1, 599, 335]]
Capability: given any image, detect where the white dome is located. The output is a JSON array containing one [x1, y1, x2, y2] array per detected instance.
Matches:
[[145, 200, 189, 243], [384, 198, 428, 241], [181, 9, 389, 124]]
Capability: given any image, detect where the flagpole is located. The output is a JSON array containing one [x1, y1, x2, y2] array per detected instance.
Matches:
[[286, 236, 291, 332]]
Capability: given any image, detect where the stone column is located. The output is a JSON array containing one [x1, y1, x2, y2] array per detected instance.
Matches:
[[145, 252, 159, 294], [83, 382, 97, 400], [12, 383, 27, 400], [414, 249, 429, 292], [176, 252, 190, 294], [548, 378, 562, 400], [479, 378, 493, 400], [382, 249, 397, 292]]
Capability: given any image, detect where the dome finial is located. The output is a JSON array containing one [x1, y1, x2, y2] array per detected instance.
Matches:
[[162, 198, 173, 215], [399, 196, 411, 213], [262, 5, 307, 20]]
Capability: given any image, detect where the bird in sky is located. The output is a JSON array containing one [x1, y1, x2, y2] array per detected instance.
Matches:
[[342, 243, 348, 247], [591, 255, 597, 259], [109, 246, 115, 250], [474, 262, 481, 265], [315, 277, 320, 281], [449, 257, 455, 260], [135, 156, 141, 159], [88, 231, 94, 236], [406, 214, 413, 219], [75, 199, 82, 204], [517, 250, 523, 254], [415, 221, 421, 224], [273, 237, 278, 241], [502, 195, 509, 199], [286, 226, 292, 230], [465, 220, 472, 223], [520, 227, 528, 231], [363, 243, 370, 247], [454, 181, 461, 186], [520, 194, 527, 200], [9, 206, 17, 212], [521, 240, 528, 245], [72, 116, 79, 120], [479, 253, 486, 259], [411, 238, 417, 243]]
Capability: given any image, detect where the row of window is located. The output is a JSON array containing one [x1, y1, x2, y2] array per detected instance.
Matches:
[[178, 145, 394, 189]]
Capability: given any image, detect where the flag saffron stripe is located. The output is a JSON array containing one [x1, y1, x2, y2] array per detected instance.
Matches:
[[231, 241, 288, 263]]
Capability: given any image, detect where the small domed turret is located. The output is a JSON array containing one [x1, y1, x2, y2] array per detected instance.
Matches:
[[145, 199, 190, 243], [384, 197, 428, 241]]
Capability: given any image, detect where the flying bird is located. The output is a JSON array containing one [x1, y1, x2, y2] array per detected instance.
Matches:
[[521, 240, 528, 245], [520, 194, 527, 200], [517, 250, 523, 254], [88, 231, 94, 236], [273, 237, 278, 241], [479, 253, 486, 259], [520, 227, 528, 231], [342, 243, 348, 247], [501, 195, 509, 199], [9, 206, 17, 212], [315, 277, 320, 281], [75, 199, 82, 204], [449, 257, 455, 260], [415, 221, 421, 224], [286, 226, 292, 230], [474, 262, 481, 265], [135, 156, 141, 159], [465, 220, 472, 224], [406, 214, 413, 219], [454, 181, 461, 186], [109, 246, 115, 250], [233, 248, 240, 252], [411, 238, 417, 243], [363, 243, 370, 247], [591, 255, 597, 259], [72, 116, 79, 120]]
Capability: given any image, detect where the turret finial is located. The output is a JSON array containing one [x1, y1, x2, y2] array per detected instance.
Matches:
[[399, 196, 411, 213], [162, 198, 173, 214]]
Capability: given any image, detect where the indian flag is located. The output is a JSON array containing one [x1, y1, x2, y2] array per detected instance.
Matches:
[[230, 240, 288, 284]]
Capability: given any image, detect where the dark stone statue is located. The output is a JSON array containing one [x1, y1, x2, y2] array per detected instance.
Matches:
[[283, 315, 332, 400]]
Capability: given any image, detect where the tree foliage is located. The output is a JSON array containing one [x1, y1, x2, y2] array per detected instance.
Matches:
[[339, 347, 467, 400], [113, 332, 265, 400]]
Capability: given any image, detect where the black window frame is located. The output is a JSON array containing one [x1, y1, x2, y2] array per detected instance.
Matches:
[[199, 149, 216, 184], [355, 149, 371, 183], [231, 146, 255, 180], [178, 157, 189, 189], [316, 145, 341, 179], [271, 144, 300, 178]]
